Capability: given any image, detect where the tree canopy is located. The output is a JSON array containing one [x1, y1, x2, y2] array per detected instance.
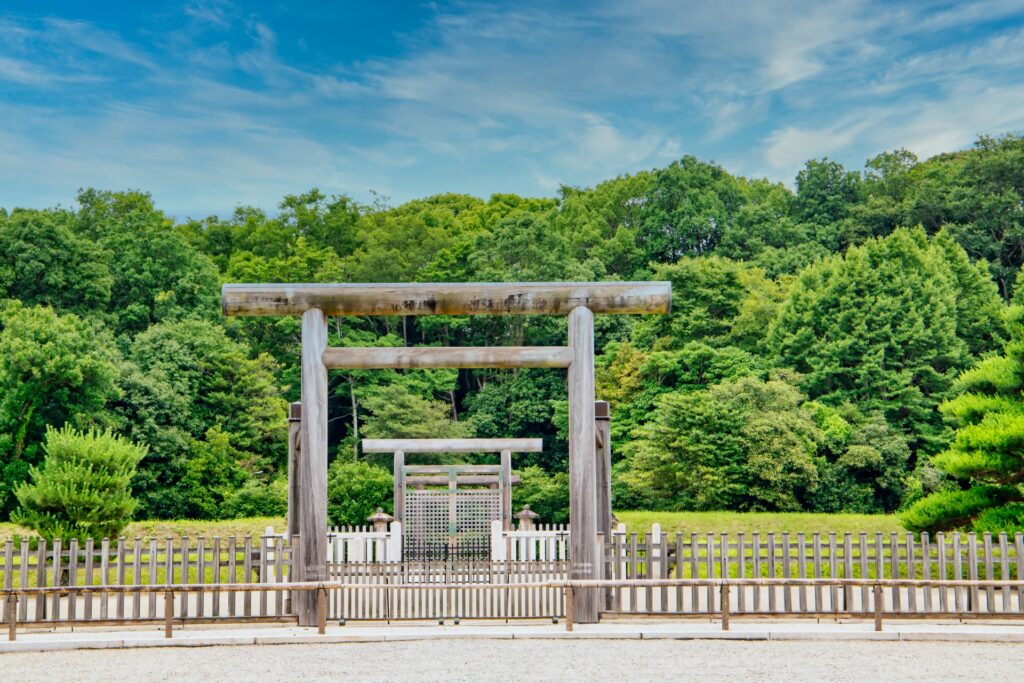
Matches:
[[2, 133, 1024, 528]]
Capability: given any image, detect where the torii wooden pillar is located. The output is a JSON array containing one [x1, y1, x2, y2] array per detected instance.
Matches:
[[223, 281, 670, 625]]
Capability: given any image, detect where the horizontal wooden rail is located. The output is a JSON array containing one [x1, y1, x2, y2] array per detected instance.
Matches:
[[6, 576, 1024, 598], [323, 346, 572, 369], [222, 281, 672, 317], [362, 438, 543, 453], [7, 577, 1024, 641]]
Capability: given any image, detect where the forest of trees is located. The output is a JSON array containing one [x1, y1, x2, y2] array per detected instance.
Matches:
[[2, 133, 1023, 533]]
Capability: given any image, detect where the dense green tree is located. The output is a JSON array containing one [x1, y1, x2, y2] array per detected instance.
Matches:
[[512, 465, 569, 524], [769, 228, 972, 455], [632, 257, 780, 351], [0, 303, 119, 514], [0, 210, 112, 315], [13, 425, 146, 541], [358, 384, 473, 467], [903, 306, 1024, 533], [625, 376, 821, 511], [327, 460, 393, 527], [793, 158, 863, 238], [111, 319, 286, 518], [73, 189, 220, 336], [803, 402, 911, 513], [636, 156, 745, 262]]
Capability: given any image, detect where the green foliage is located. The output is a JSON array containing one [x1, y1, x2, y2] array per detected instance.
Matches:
[[0, 303, 119, 514], [326, 461, 393, 527], [0, 210, 112, 314], [13, 425, 146, 540], [512, 466, 569, 524], [222, 477, 288, 518], [359, 384, 473, 442], [902, 306, 1024, 533], [3, 132, 1023, 524], [769, 228, 982, 455], [112, 319, 287, 518], [626, 376, 821, 511]]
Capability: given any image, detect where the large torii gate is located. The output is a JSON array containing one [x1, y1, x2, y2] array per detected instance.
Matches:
[[222, 281, 671, 624]]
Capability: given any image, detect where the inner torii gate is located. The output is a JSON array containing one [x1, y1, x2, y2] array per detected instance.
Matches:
[[222, 281, 671, 625]]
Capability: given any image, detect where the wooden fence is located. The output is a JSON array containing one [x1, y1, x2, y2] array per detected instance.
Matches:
[[491, 522, 569, 561], [6, 529, 1024, 626], [327, 560, 567, 621], [604, 530, 1024, 616], [0, 535, 295, 625]]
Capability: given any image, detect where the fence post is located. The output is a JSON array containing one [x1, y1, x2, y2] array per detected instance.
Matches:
[[565, 585, 574, 632], [164, 590, 174, 639], [721, 583, 730, 631], [389, 521, 403, 562], [317, 586, 327, 635], [491, 520, 507, 561], [6, 593, 16, 641], [873, 584, 883, 632]]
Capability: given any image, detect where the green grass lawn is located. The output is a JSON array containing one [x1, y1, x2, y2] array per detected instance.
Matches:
[[3, 512, 904, 544], [616, 511, 906, 536], [0, 517, 286, 544]]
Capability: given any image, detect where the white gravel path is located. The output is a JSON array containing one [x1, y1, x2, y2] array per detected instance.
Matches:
[[3, 639, 1024, 682]]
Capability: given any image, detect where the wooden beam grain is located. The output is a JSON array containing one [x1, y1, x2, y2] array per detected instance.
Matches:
[[322, 346, 572, 369], [222, 281, 671, 317], [361, 438, 543, 453], [296, 308, 328, 627], [568, 305, 599, 624]]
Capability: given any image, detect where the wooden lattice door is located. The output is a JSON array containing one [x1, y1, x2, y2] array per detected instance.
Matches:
[[402, 466, 502, 560]]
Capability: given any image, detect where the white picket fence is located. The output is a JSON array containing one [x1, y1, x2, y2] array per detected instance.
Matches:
[[328, 523, 403, 563], [490, 520, 571, 561], [266, 521, 571, 563]]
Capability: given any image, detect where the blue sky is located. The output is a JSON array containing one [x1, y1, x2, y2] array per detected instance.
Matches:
[[2, 1, 1024, 218]]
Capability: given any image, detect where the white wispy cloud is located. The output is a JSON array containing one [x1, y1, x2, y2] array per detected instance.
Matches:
[[0, 1, 1023, 215]]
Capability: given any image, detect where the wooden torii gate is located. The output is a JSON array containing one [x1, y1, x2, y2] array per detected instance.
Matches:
[[222, 281, 671, 625]]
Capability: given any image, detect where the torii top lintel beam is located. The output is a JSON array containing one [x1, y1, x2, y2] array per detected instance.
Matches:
[[221, 282, 671, 317]]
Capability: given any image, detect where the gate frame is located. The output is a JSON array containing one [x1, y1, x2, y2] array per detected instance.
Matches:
[[222, 281, 671, 624], [361, 437, 542, 531]]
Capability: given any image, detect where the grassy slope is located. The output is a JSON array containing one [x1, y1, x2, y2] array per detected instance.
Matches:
[[616, 511, 906, 535], [0, 517, 286, 543], [2, 512, 904, 543]]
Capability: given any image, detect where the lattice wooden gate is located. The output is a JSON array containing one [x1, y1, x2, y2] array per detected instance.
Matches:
[[402, 466, 503, 560]]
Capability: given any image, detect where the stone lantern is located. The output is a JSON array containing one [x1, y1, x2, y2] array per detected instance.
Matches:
[[515, 504, 540, 531], [367, 507, 394, 532]]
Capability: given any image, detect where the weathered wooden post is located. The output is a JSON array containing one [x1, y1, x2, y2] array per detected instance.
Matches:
[[297, 308, 328, 627], [393, 450, 405, 523], [287, 402, 302, 541], [164, 590, 173, 639], [568, 305, 599, 623], [500, 449, 512, 531], [594, 400, 612, 541], [6, 592, 16, 641]]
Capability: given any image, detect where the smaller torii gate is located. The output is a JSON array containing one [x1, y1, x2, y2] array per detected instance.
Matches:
[[362, 438, 541, 560]]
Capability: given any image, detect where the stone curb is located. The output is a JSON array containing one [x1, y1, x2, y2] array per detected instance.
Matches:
[[5, 628, 1024, 653]]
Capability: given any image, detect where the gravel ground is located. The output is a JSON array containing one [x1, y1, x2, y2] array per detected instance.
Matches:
[[4, 639, 1024, 682]]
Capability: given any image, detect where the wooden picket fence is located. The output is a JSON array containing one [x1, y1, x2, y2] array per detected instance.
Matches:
[[0, 535, 295, 625], [604, 530, 1024, 616], [6, 528, 1024, 627], [327, 560, 568, 621], [492, 522, 569, 561]]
